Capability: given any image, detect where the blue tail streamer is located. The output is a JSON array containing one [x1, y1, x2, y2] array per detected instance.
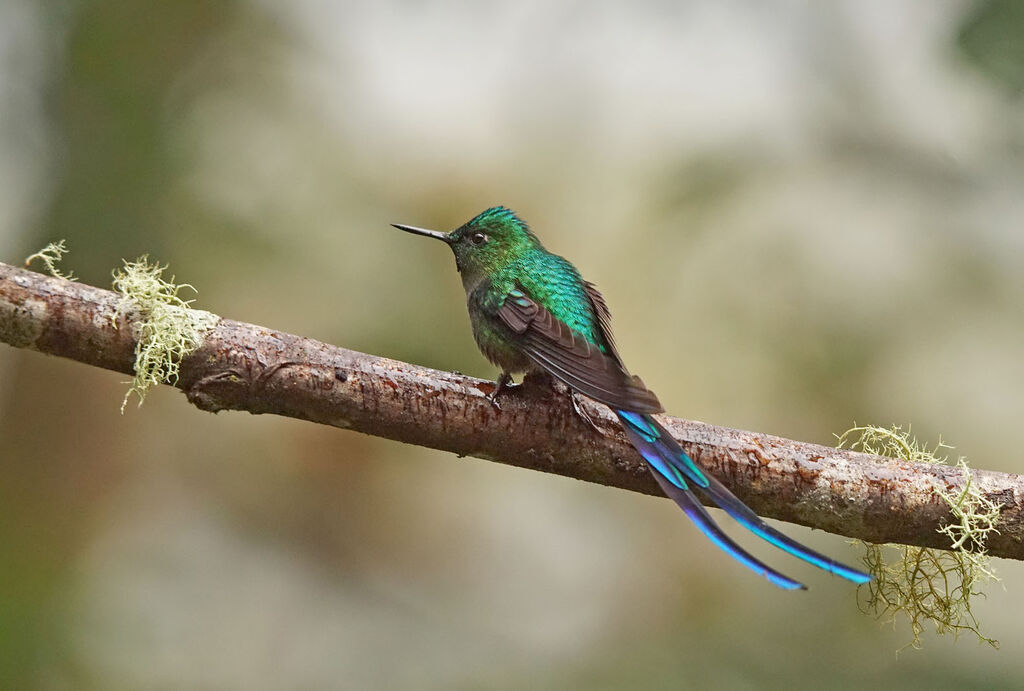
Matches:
[[616, 410, 872, 589]]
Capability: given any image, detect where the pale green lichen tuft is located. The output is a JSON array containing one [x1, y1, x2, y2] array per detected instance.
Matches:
[[25, 240, 77, 281], [836, 425, 1001, 652], [111, 256, 219, 413]]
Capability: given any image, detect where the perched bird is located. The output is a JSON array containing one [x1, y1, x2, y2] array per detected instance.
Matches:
[[391, 206, 871, 590]]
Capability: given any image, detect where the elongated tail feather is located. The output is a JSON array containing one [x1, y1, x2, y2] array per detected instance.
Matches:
[[646, 467, 807, 590], [616, 410, 709, 489], [695, 471, 873, 584], [615, 410, 872, 587]]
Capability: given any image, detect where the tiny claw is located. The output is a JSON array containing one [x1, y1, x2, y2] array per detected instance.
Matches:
[[487, 392, 503, 411], [487, 372, 514, 411]]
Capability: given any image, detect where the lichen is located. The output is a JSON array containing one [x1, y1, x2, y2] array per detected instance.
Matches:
[[25, 240, 76, 281], [111, 256, 219, 412], [836, 425, 1001, 651]]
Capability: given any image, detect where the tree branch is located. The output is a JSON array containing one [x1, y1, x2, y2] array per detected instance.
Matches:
[[2, 261, 1022, 559]]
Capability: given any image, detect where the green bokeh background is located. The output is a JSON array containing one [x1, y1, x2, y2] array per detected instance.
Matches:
[[2, 1, 1023, 688]]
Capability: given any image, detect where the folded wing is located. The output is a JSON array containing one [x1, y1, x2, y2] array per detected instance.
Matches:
[[495, 286, 663, 413]]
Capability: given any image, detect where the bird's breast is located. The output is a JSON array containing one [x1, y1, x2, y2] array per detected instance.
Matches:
[[468, 301, 532, 374]]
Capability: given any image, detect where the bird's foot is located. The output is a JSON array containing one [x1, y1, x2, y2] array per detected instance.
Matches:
[[570, 391, 606, 437], [523, 372, 606, 436], [486, 372, 516, 411]]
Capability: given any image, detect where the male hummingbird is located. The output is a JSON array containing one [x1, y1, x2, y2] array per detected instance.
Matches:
[[391, 206, 871, 590]]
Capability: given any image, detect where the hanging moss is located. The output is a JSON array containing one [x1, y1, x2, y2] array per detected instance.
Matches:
[[837, 425, 1001, 651]]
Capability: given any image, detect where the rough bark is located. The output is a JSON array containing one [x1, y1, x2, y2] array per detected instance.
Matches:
[[2, 261, 1022, 559]]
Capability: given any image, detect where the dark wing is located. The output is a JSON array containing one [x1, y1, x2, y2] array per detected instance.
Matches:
[[496, 286, 663, 413], [584, 280, 622, 364]]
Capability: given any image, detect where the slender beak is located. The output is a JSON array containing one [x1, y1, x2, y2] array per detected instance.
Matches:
[[391, 223, 452, 244]]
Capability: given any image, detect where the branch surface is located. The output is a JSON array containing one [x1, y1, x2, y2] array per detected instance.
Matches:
[[2, 261, 1022, 559]]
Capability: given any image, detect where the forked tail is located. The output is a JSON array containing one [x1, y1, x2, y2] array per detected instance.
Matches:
[[615, 410, 872, 590]]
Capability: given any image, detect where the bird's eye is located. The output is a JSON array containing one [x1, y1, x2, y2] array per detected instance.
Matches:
[[470, 232, 487, 245]]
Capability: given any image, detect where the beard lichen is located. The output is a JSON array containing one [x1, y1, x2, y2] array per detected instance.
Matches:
[[23, 245, 218, 411], [111, 257, 219, 412], [25, 240, 77, 281], [836, 425, 1001, 651]]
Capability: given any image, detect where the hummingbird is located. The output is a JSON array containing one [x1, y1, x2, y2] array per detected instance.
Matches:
[[391, 206, 871, 590]]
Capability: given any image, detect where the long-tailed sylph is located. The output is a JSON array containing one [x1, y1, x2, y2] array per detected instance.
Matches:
[[391, 206, 870, 589]]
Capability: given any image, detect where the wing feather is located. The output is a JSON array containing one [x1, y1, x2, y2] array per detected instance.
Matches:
[[584, 281, 622, 364], [495, 286, 663, 413]]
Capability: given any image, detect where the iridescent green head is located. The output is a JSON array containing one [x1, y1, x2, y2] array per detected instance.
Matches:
[[392, 206, 539, 282]]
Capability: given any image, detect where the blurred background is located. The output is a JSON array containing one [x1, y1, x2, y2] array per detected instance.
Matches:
[[2, 0, 1023, 688]]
